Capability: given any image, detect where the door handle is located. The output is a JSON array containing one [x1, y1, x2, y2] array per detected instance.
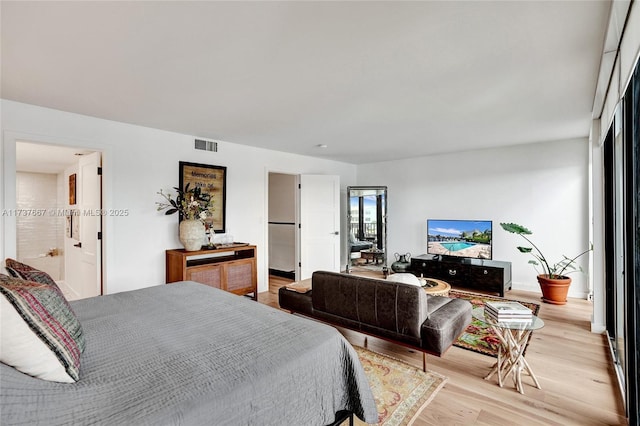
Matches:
[[74, 242, 82, 248], [333, 231, 339, 235]]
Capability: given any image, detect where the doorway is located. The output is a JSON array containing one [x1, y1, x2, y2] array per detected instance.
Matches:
[[15, 141, 103, 300], [268, 172, 297, 283], [267, 172, 341, 293]]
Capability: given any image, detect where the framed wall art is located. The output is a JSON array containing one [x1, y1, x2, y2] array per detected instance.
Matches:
[[179, 161, 227, 233], [71, 210, 80, 240], [66, 215, 72, 238], [68, 173, 77, 205]]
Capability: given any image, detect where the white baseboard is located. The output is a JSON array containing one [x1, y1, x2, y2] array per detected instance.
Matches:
[[511, 281, 590, 300]]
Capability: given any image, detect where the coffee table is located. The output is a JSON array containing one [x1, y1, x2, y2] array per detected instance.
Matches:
[[419, 277, 451, 296], [472, 307, 544, 394], [360, 249, 384, 264]]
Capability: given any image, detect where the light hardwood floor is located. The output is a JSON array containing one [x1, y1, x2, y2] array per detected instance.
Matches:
[[261, 275, 627, 425]]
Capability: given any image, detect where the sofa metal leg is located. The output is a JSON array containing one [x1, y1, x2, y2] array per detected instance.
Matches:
[[364, 336, 368, 348], [328, 410, 353, 426], [422, 353, 426, 372]]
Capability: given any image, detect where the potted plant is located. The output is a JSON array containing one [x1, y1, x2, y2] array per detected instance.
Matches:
[[157, 184, 215, 251], [500, 222, 592, 305]]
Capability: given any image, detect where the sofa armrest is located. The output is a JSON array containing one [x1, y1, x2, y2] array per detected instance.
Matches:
[[420, 297, 472, 356], [278, 287, 313, 315]]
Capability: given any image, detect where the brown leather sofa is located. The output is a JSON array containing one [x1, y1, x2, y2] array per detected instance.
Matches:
[[278, 271, 472, 370]]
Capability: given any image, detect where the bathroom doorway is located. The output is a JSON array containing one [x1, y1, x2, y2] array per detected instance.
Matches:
[[15, 141, 102, 300]]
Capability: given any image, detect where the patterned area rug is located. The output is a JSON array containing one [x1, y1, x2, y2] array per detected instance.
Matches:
[[448, 290, 541, 357], [352, 346, 447, 426]]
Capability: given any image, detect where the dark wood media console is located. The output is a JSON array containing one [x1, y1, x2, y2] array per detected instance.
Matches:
[[410, 254, 512, 297]]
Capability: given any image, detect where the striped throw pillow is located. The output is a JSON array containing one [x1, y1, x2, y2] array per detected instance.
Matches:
[[5, 258, 61, 291], [0, 276, 85, 382]]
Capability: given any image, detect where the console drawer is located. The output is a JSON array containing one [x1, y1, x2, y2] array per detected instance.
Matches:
[[469, 266, 503, 287], [411, 258, 440, 275]]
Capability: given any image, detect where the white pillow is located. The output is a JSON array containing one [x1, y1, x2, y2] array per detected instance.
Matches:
[[386, 273, 422, 286]]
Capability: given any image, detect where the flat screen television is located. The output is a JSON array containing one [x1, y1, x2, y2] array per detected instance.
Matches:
[[427, 219, 492, 260]]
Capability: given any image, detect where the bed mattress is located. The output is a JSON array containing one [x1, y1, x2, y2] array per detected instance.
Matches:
[[1, 281, 377, 425]]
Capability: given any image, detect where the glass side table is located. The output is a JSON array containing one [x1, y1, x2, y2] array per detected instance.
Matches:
[[472, 307, 545, 394]]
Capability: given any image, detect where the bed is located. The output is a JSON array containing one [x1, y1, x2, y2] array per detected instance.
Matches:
[[0, 281, 377, 425]]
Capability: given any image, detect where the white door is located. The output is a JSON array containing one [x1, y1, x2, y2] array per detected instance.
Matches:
[[78, 152, 102, 297], [299, 175, 340, 280], [64, 152, 102, 299]]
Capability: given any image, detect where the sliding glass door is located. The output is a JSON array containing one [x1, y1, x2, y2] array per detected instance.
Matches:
[[604, 105, 627, 394], [622, 60, 639, 425], [604, 58, 639, 425]]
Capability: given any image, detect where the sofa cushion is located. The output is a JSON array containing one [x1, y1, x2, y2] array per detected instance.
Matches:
[[386, 273, 422, 286]]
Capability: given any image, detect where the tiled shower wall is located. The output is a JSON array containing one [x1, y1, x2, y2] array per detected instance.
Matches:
[[16, 171, 65, 281]]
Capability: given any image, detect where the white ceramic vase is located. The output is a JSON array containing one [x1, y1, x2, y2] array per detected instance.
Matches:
[[179, 219, 205, 251]]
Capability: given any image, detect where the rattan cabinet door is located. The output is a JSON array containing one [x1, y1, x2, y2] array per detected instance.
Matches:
[[225, 259, 256, 296], [186, 264, 223, 289]]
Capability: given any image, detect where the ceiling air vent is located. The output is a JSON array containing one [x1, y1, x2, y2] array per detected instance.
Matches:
[[194, 139, 218, 152]]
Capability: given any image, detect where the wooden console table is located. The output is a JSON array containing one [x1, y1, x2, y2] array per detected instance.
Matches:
[[166, 245, 257, 300], [360, 249, 385, 264]]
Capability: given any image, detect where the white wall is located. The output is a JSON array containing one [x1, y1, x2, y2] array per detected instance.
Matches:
[[1, 100, 357, 294], [357, 138, 591, 298], [0, 101, 594, 300]]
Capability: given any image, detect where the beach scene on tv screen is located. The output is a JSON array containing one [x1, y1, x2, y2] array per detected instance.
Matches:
[[427, 220, 492, 259]]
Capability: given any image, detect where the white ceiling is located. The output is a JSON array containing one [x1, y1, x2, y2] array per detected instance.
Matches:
[[15, 142, 94, 174], [1, 1, 611, 164]]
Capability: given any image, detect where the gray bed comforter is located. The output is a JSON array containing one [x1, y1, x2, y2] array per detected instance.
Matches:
[[1, 281, 377, 425]]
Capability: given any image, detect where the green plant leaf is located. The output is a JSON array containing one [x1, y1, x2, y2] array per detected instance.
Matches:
[[517, 246, 532, 253], [500, 222, 532, 235]]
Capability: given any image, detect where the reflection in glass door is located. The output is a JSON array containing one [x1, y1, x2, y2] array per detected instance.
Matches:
[[612, 105, 626, 389], [604, 53, 640, 426]]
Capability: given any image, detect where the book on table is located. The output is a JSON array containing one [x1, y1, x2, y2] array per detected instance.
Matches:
[[485, 301, 532, 315], [484, 309, 533, 323], [484, 301, 533, 322]]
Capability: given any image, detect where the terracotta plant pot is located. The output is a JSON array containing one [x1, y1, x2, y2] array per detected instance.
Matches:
[[536, 274, 572, 305]]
